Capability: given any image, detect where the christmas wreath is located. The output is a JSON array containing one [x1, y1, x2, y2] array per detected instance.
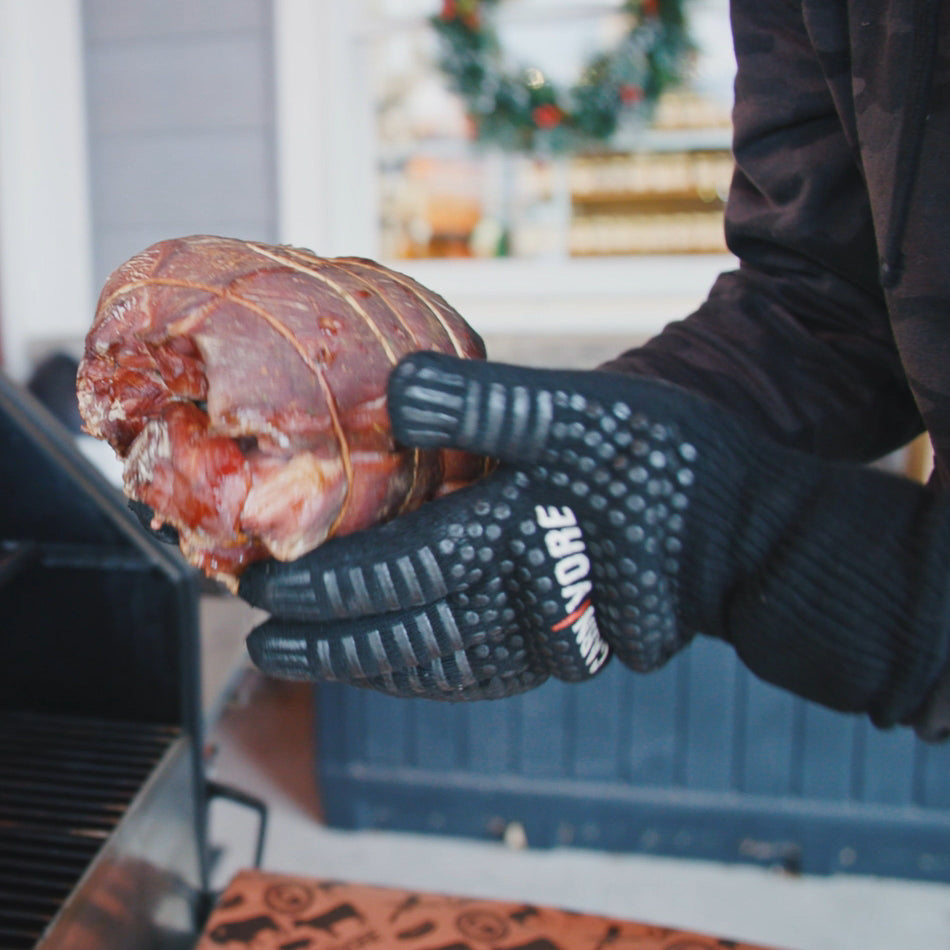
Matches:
[[431, 0, 694, 152]]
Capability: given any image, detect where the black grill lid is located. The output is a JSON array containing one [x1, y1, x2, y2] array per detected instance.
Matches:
[[0, 370, 201, 726]]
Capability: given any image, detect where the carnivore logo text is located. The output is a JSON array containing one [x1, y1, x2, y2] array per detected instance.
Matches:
[[535, 504, 609, 674]]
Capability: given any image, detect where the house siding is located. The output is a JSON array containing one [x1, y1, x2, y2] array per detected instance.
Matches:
[[82, 0, 277, 287]]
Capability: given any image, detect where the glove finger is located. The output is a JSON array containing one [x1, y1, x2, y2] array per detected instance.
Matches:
[[389, 352, 555, 464], [390, 351, 634, 465], [239, 474, 524, 622], [128, 499, 180, 545], [247, 613, 546, 702], [245, 599, 541, 696], [389, 351, 732, 468]]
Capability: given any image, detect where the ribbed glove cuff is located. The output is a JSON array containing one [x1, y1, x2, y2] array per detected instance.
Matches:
[[679, 433, 950, 733]]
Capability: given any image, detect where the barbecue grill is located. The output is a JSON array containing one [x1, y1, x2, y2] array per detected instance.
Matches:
[[0, 370, 263, 948]]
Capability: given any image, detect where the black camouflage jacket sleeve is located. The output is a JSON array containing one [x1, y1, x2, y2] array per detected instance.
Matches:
[[602, 0, 950, 740], [602, 0, 924, 462]]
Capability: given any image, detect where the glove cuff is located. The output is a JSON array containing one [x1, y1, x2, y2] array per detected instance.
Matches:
[[680, 433, 950, 732]]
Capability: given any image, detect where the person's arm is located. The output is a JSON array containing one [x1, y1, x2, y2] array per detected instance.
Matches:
[[604, 0, 922, 462], [237, 3, 950, 738]]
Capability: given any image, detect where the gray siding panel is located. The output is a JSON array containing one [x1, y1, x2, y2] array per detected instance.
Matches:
[[85, 0, 266, 41], [93, 133, 272, 225], [83, 0, 276, 287], [88, 38, 270, 134]]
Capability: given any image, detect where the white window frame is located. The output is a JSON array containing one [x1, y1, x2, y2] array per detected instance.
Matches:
[[272, 0, 735, 340], [0, 0, 94, 381]]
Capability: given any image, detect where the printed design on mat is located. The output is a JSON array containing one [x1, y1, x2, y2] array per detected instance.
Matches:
[[455, 909, 510, 943], [389, 892, 469, 923], [208, 913, 281, 945], [396, 920, 439, 940], [295, 902, 367, 938], [197, 870, 780, 950], [265, 881, 318, 914]]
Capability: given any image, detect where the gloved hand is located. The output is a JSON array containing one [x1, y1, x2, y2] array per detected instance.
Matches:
[[238, 353, 749, 700], [241, 351, 950, 733]]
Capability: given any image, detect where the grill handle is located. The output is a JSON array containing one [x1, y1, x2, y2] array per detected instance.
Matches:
[[206, 779, 268, 869]]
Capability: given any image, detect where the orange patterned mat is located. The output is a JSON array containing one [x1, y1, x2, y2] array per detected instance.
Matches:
[[197, 869, 780, 950]]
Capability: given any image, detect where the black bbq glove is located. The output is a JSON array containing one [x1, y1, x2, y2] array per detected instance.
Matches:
[[241, 353, 950, 732]]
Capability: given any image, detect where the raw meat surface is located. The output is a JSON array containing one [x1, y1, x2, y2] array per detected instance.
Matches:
[[77, 235, 486, 587]]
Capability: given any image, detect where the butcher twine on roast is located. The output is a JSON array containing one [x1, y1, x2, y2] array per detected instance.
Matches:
[[77, 235, 487, 590]]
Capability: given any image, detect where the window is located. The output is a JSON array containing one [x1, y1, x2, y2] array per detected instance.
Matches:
[[273, 0, 736, 338], [369, 0, 734, 261]]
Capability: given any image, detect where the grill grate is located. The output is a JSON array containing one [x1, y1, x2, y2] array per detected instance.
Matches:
[[0, 711, 179, 949]]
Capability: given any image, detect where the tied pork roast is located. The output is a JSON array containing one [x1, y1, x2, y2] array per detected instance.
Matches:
[[77, 235, 487, 589]]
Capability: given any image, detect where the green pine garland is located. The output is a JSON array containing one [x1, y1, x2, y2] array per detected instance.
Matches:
[[431, 0, 694, 152]]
